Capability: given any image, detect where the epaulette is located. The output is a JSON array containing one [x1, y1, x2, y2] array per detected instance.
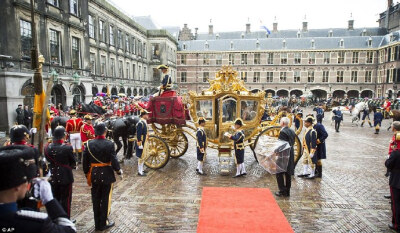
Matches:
[[16, 210, 47, 221]]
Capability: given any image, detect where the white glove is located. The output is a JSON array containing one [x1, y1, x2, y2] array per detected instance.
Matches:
[[224, 132, 230, 137], [30, 128, 37, 134], [310, 153, 314, 158], [118, 169, 124, 179], [33, 178, 54, 205], [138, 145, 143, 149]]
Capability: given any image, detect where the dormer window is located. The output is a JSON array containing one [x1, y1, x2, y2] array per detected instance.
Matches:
[[311, 39, 315, 48], [241, 33, 245, 39], [362, 29, 367, 37], [256, 40, 260, 49], [368, 36, 372, 47], [205, 41, 209, 49], [265, 33, 269, 38], [328, 30, 333, 37], [282, 39, 286, 49], [230, 41, 234, 50], [183, 43, 187, 50], [297, 30, 301, 38], [216, 33, 220, 39], [340, 38, 344, 48], [390, 34, 395, 42]]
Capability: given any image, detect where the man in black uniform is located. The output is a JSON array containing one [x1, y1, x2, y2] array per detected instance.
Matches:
[[16, 104, 24, 125], [196, 117, 207, 175], [0, 145, 76, 232], [225, 118, 247, 178], [45, 126, 76, 218], [275, 117, 296, 197], [386, 138, 400, 232], [158, 64, 172, 95], [83, 122, 123, 231]]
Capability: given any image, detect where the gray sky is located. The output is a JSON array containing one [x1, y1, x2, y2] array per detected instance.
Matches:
[[112, 0, 388, 32]]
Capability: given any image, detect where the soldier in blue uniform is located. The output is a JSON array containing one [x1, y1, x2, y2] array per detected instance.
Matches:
[[332, 107, 343, 132], [313, 116, 329, 178], [313, 105, 324, 124], [374, 108, 384, 134], [158, 64, 172, 94], [45, 126, 76, 218], [196, 117, 207, 175], [225, 118, 247, 178], [83, 122, 122, 231], [361, 107, 373, 127], [0, 145, 76, 232], [136, 109, 151, 176], [298, 115, 318, 179]]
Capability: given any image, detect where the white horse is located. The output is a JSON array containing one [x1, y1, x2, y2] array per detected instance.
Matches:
[[350, 102, 368, 125]]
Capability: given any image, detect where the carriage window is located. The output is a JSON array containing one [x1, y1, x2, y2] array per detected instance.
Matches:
[[196, 100, 213, 121], [222, 97, 237, 123], [241, 100, 258, 121]]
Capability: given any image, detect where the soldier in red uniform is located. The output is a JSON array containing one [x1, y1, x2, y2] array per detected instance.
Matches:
[[80, 115, 95, 151], [45, 110, 55, 137], [94, 97, 102, 107], [65, 110, 83, 162], [383, 98, 392, 119], [115, 105, 124, 117]]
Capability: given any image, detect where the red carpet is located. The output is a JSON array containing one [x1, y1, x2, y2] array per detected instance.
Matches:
[[197, 187, 293, 233]]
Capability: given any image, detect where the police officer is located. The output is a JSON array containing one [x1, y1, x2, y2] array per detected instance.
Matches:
[[313, 116, 329, 178], [158, 64, 172, 94], [0, 145, 76, 232], [298, 115, 317, 179], [45, 126, 76, 218], [225, 118, 247, 178], [136, 109, 150, 176], [82, 122, 122, 231], [332, 107, 343, 132], [374, 108, 384, 134], [196, 117, 207, 175], [313, 105, 324, 124], [16, 104, 24, 125]]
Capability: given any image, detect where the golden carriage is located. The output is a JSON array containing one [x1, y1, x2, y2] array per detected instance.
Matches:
[[142, 66, 303, 174]]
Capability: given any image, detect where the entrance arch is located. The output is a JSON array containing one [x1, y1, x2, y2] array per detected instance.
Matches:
[[264, 89, 275, 97], [347, 90, 359, 98], [276, 89, 289, 97], [92, 86, 98, 97], [133, 89, 138, 96], [388, 90, 393, 99], [101, 86, 107, 94], [311, 89, 327, 99], [51, 84, 66, 107], [111, 87, 118, 95], [361, 90, 373, 98], [127, 88, 132, 96], [333, 90, 346, 99], [72, 85, 85, 107], [144, 89, 148, 96], [139, 88, 143, 96], [21, 82, 35, 108], [119, 87, 125, 94], [290, 89, 303, 97]]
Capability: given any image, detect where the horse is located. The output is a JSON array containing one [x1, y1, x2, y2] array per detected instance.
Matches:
[[50, 116, 69, 133], [387, 109, 400, 130], [78, 103, 107, 116], [350, 102, 369, 125]]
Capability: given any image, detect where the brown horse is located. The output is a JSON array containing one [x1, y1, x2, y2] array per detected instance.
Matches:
[[387, 110, 400, 130]]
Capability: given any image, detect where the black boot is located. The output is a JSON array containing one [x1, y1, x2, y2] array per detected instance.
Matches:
[[315, 165, 322, 178], [360, 122, 364, 127], [78, 152, 82, 164], [375, 129, 379, 134], [369, 122, 373, 127]]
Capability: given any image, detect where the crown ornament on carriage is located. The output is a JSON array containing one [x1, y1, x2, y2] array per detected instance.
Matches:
[[206, 66, 249, 93]]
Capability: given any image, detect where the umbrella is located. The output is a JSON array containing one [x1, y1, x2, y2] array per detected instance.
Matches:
[[96, 93, 106, 97], [273, 95, 279, 98], [118, 93, 126, 97], [111, 95, 119, 99]]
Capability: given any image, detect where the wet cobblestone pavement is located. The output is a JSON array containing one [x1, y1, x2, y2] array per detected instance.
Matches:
[[66, 109, 395, 232]]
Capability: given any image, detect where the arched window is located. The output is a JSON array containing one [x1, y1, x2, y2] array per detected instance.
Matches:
[[21, 83, 35, 108], [72, 86, 84, 107], [92, 86, 98, 97]]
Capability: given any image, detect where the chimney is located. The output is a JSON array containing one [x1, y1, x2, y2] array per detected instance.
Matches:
[[195, 27, 198, 39], [348, 13, 354, 30], [184, 23, 188, 28], [246, 23, 251, 33], [302, 15, 308, 32], [273, 16, 278, 32], [209, 19, 213, 35]]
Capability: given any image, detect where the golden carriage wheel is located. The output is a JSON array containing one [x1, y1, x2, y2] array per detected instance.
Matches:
[[251, 126, 303, 168], [294, 115, 303, 135], [168, 131, 189, 158], [144, 135, 170, 169]]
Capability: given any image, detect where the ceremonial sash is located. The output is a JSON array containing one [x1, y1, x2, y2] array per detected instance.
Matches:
[[86, 143, 111, 186]]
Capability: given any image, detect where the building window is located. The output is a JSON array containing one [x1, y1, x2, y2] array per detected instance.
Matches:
[[20, 19, 32, 59], [254, 53, 261, 64], [340, 39, 344, 48], [125, 36, 130, 53], [294, 53, 301, 64], [311, 39, 315, 48], [69, 0, 79, 16], [351, 71, 358, 82], [49, 29, 62, 65], [138, 65, 141, 80], [352, 52, 359, 64], [143, 43, 147, 58], [366, 51, 373, 63], [132, 37, 136, 54], [337, 70, 344, 82], [241, 71, 247, 82], [241, 54, 247, 64], [143, 66, 147, 81], [183, 43, 187, 50], [391, 47, 395, 61], [203, 72, 209, 82], [294, 70, 300, 83], [308, 70, 314, 82], [118, 60, 123, 78], [47, 0, 59, 7], [71, 37, 81, 69], [88, 15, 95, 38], [308, 52, 315, 64], [266, 72, 273, 83], [132, 64, 135, 79], [253, 72, 260, 83], [110, 58, 115, 77], [216, 54, 222, 65], [322, 70, 329, 83], [280, 72, 287, 83], [180, 54, 186, 64], [365, 70, 372, 83], [230, 41, 234, 50], [151, 44, 160, 59], [282, 39, 286, 48], [99, 20, 105, 42], [389, 68, 394, 83], [280, 53, 287, 64], [328, 30, 333, 37], [109, 26, 114, 46], [267, 53, 274, 64], [89, 53, 95, 74], [368, 37, 372, 47], [117, 30, 123, 49], [324, 52, 330, 64], [138, 41, 142, 56], [203, 54, 210, 65], [181, 72, 187, 82], [100, 55, 106, 76], [377, 87, 382, 97], [229, 54, 235, 65], [126, 62, 130, 79], [338, 51, 345, 64], [205, 41, 209, 49]]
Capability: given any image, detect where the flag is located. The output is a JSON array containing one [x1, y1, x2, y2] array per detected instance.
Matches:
[[106, 84, 110, 96], [259, 20, 271, 34], [33, 90, 49, 128]]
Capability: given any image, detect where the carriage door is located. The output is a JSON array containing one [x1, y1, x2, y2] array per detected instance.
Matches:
[[218, 95, 237, 143]]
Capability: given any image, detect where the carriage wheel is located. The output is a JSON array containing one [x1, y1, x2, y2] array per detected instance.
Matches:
[[294, 115, 303, 135], [251, 126, 303, 168], [144, 135, 170, 169], [168, 131, 189, 158]]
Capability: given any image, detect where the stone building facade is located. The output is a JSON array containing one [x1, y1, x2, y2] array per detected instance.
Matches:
[[0, 0, 177, 131]]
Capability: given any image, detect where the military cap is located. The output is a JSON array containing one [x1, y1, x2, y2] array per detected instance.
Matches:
[[304, 115, 315, 124], [84, 114, 93, 120], [10, 125, 30, 143], [94, 122, 107, 136], [234, 118, 245, 127], [18, 104, 22, 107], [69, 109, 76, 115], [198, 117, 207, 124], [140, 109, 151, 116], [157, 64, 169, 70], [53, 126, 66, 140], [0, 145, 37, 191]]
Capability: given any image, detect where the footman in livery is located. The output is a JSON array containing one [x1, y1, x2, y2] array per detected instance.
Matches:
[[196, 117, 207, 175], [225, 118, 247, 178]]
